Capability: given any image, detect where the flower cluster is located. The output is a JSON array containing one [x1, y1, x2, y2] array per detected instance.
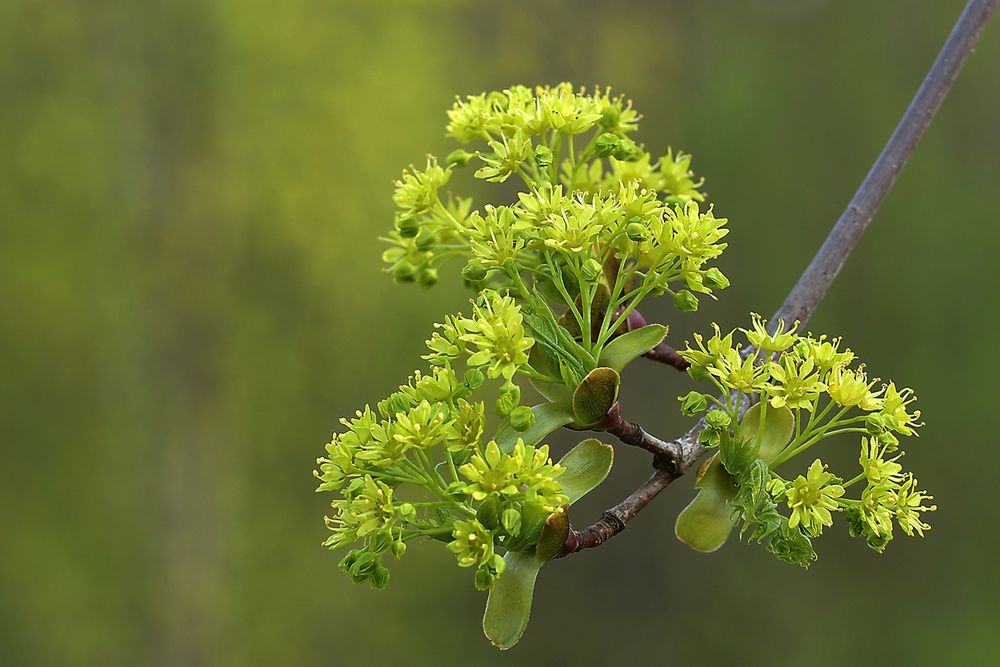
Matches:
[[316, 294, 569, 591], [382, 83, 728, 359], [677, 314, 933, 564]]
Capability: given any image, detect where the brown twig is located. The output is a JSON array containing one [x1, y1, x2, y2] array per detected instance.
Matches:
[[562, 0, 997, 557]]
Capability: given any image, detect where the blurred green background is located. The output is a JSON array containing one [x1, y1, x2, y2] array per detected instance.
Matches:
[[3, 0, 998, 664]]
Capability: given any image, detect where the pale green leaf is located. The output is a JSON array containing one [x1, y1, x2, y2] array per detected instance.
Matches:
[[483, 551, 543, 650], [597, 324, 667, 372], [556, 438, 614, 505]]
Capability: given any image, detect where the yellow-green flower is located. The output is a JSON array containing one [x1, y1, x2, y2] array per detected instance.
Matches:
[[880, 383, 922, 436], [859, 437, 904, 487], [448, 519, 498, 568], [656, 148, 705, 203], [894, 475, 935, 537], [459, 440, 521, 500], [460, 292, 534, 380], [393, 157, 451, 215], [785, 459, 845, 537], [742, 313, 798, 353], [827, 366, 882, 409], [767, 356, 826, 410]]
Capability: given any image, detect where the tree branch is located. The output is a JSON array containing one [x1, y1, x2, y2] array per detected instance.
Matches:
[[562, 0, 997, 557]]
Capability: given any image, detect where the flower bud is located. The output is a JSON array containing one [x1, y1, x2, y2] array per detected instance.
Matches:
[[398, 502, 416, 521], [474, 565, 497, 591], [581, 257, 603, 281], [687, 363, 711, 382], [464, 368, 485, 390], [495, 384, 521, 417], [461, 261, 489, 282], [679, 390, 709, 416], [865, 413, 888, 435], [369, 562, 390, 590], [595, 132, 620, 157], [623, 217, 646, 242], [702, 267, 730, 291], [391, 539, 407, 559], [369, 528, 393, 554], [705, 409, 732, 430], [501, 508, 522, 536], [396, 215, 419, 238], [613, 137, 641, 161], [673, 289, 699, 312], [477, 495, 501, 529], [509, 406, 536, 432], [417, 267, 438, 288], [392, 261, 416, 283], [534, 144, 553, 169], [414, 229, 435, 251], [599, 106, 620, 129], [446, 149, 474, 167]]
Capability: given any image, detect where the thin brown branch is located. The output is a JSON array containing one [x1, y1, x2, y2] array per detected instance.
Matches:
[[562, 0, 996, 557], [597, 404, 680, 469]]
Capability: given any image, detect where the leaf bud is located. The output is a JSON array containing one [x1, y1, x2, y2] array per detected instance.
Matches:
[[501, 508, 522, 536], [369, 562, 390, 590], [464, 368, 485, 390], [369, 528, 393, 554]]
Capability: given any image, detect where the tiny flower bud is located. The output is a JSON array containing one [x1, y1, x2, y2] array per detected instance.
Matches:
[[702, 267, 730, 291], [687, 363, 711, 382], [392, 261, 416, 283], [417, 267, 438, 288], [501, 508, 522, 536], [595, 132, 620, 157], [446, 149, 474, 167], [705, 410, 731, 430], [477, 495, 501, 529], [599, 106, 620, 128], [414, 229, 435, 251], [625, 218, 648, 243], [391, 539, 407, 559], [613, 137, 641, 161], [398, 502, 416, 521], [461, 261, 489, 282], [464, 368, 485, 390], [509, 406, 535, 432], [474, 565, 496, 591], [679, 390, 709, 416], [581, 257, 603, 281], [369, 528, 393, 554], [673, 289, 699, 312], [865, 413, 888, 435], [534, 144, 553, 169], [396, 215, 419, 238], [369, 562, 390, 590], [495, 384, 521, 417]]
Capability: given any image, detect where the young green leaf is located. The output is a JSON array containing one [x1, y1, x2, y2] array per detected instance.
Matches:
[[597, 324, 667, 372], [736, 402, 794, 464], [556, 438, 614, 504], [482, 551, 544, 650], [674, 455, 738, 552]]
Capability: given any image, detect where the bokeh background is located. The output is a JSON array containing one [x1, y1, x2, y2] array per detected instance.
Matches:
[[3, 0, 998, 664]]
